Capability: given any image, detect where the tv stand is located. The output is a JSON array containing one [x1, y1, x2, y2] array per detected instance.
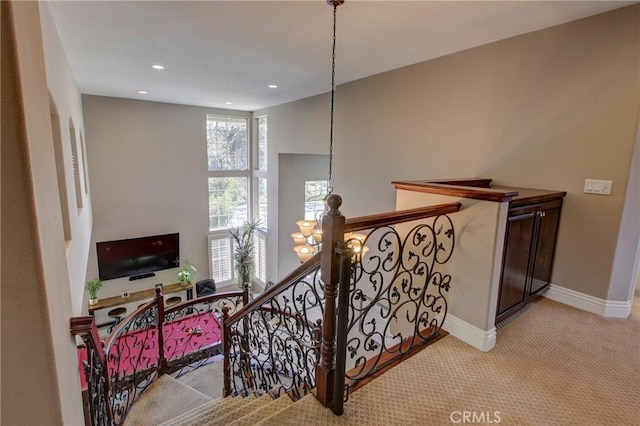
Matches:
[[88, 282, 193, 314]]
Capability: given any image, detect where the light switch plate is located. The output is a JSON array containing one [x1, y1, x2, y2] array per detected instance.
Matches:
[[584, 179, 612, 195]]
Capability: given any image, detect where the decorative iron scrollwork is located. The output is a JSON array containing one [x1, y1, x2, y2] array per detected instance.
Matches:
[[343, 214, 455, 385], [164, 294, 243, 377], [79, 337, 110, 426], [227, 264, 324, 400]]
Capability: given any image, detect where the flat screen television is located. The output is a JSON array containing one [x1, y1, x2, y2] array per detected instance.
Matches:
[[96, 233, 180, 281]]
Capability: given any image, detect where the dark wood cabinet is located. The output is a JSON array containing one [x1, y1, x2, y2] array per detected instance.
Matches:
[[390, 178, 565, 324], [496, 197, 563, 322]]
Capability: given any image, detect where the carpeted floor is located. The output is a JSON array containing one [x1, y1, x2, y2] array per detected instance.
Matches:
[[124, 297, 640, 425], [260, 297, 640, 425]]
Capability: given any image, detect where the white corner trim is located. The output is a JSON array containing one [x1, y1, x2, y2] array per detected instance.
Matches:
[[442, 314, 496, 352], [543, 284, 632, 318]]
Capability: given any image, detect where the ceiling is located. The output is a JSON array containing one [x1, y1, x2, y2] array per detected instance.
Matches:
[[47, 1, 635, 112]]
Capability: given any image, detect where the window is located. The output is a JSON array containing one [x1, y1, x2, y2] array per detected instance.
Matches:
[[208, 234, 234, 284], [208, 177, 248, 230], [254, 117, 268, 228], [256, 177, 268, 228], [207, 116, 248, 171], [207, 114, 268, 286], [207, 115, 249, 231], [253, 229, 267, 285], [257, 117, 267, 172], [304, 180, 328, 220]]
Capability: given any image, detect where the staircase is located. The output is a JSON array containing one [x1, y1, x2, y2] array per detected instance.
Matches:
[[123, 361, 297, 426], [162, 392, 295, 426], [71, 196, 460, 425]]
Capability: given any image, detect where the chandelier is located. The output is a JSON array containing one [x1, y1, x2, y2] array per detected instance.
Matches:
[[292, 1, 368, 263]]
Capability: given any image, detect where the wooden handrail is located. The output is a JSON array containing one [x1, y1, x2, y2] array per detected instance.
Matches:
[[102, 299, 160, 355], [70, 316, 107, 365], [226, 253, 321, 325], [70, 316, 112, 425], [392, 180, 519, 202], [345, 202, 461, 232], [257, 305, 319, 331], [163, 289, 244, 316]]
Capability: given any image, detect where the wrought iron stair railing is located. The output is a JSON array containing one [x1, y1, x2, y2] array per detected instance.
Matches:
[[332, 202, 459, 414], [70, 194, 461, 425], [223, 253, 323, 400], [220, 195, 460, 415], [71, 288, 245, 425]]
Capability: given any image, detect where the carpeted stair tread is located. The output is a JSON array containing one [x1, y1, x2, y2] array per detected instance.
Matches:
[[123, 375, 212, 426], [227, 395, 294, 426], [176, 359, 225, 399], [159, 395, 246, 426], [209, 394, 273, 425], [253, 394, 319, 425]]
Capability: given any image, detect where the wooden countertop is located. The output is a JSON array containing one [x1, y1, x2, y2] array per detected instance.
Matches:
[[88, 282, 193, 313], [392, 178, 566, 205]]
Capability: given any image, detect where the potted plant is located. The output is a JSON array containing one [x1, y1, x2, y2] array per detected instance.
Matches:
[[177, 261, 196, 286], [229, 219, 261, 288], [85, 278, 103, 306]]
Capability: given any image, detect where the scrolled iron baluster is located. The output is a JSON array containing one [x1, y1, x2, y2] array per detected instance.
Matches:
[[342, 214, 456, 390]]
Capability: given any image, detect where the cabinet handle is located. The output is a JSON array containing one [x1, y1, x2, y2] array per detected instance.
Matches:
[[538, 211, 546, 218]]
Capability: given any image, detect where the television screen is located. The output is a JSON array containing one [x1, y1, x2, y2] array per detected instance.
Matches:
[[96, 233, 180, 281]]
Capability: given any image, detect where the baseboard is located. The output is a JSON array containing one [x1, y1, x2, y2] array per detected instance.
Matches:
[[442, 314, 496, 352], [543, 284, 632, 318]]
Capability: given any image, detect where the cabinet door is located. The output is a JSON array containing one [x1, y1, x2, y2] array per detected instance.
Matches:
[[497, 211, 536, 317], [529, 205, 561, 295]]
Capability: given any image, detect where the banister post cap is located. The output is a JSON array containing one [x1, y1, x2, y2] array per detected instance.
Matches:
[[326, 193, 342, 215]]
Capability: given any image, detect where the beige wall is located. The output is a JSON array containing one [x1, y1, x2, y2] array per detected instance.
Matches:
[[2, 2, 84, 424], [81, 6, 638, 301], [257, 6, 640, 300], [396, 191, 509, 331], [82, 95, 250, 300], [39, 2, 93, 315], [609, 114, 640, 301], [277, 154, 329, 277]]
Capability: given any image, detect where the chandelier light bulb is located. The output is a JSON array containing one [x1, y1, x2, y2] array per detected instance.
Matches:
[[294, 245, 314, 262], [296, 220, 315, 237], [291, 232, 307, 245]]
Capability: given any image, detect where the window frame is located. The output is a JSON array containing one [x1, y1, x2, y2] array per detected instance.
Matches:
[[206, 114, 251, 233], [206, 113, 269, 287]]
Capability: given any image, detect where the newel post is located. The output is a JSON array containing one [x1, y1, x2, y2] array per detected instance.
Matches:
[[315, 193, 345, 407], [222, 306, 232, 397], [155, 287, 167, 375], [70, 316, 113, 426]]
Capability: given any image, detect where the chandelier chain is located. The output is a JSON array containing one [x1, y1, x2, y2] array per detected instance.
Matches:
[[327, 2, 338, 196]]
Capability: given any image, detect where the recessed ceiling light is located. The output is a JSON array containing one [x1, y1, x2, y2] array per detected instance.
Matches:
[[268, 84, 278, 89], [225, 102, 233, 105], [151, 64, 164, 70], [138, 90, 148, 94]]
